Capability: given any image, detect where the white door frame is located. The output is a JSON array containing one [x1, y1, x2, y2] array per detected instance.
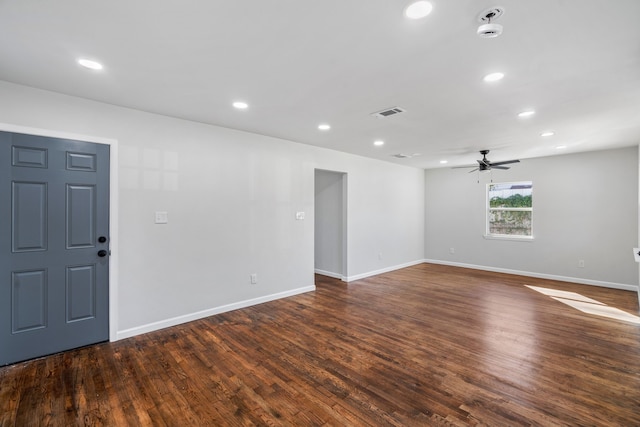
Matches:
[[0, 123, 119, 342]]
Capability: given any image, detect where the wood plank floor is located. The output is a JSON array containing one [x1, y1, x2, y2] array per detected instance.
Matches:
[[1, 263, 639, 426]]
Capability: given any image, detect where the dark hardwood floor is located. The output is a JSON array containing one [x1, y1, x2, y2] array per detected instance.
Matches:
[[1, 263, 639, 426]]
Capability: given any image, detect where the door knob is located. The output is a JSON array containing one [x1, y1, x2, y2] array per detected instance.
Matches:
[[98, 236, 107, 243], [97, 250, 108, 257]]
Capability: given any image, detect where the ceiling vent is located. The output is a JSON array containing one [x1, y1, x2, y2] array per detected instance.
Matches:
[[371, 106, 406, 118]]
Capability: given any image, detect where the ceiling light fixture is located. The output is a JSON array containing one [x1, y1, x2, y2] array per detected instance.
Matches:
[[483, 72, 504, 82], [540, 131, 555, 137], [440, 160, 448, 164], [404, 1, 433, 19], [477, 7, 504, 38], [232, 101, 248, 109], [318, 124, 331, 131], [78, 58, 103, 70], [374, 140, 385, 146], [556, 145, 567, 150], [518, 110, 535, 118]]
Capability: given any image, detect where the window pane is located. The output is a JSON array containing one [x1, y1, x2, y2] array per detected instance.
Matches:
[[489, 210, 532, 236], [489, 183, 532, 208]]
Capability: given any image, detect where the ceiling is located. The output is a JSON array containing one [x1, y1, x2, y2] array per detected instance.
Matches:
[[1, 0, 639, 169]]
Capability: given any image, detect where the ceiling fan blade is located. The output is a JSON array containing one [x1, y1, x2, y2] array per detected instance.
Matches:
[[490, 159, 520, 167], [468, 168, 479, 173], [491, 166, 510, 170], [452, 165, 477, 169]]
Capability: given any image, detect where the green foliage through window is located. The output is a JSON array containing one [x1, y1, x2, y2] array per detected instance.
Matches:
[[489, 193, 532, 208]]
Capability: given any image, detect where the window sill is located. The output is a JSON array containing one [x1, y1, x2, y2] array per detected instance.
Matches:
[[483, 234, 534, 242]]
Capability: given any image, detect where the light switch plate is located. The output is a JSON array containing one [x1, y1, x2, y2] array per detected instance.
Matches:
[[634, 248, 640, 263], [295, 212, 305, 220], [155, 211, 168, 224]]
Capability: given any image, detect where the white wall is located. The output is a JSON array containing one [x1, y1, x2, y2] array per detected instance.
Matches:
[[0, 81, 425, 338], [425, 147, 639, 288], [314, 170, 345, 278]]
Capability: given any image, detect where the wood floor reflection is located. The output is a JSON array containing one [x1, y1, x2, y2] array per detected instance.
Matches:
[[1, 263, 639, 426]]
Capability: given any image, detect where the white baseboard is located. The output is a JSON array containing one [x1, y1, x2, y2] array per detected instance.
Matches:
[[115, 261, 635, 341], [344, 259, 425, 282], [314, 269, 344, 280], [423, 259, 638, 292], [115, 285, 316, 341]]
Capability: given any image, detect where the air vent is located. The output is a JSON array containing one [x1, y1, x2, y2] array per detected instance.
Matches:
[[371, 106, 406, 118]]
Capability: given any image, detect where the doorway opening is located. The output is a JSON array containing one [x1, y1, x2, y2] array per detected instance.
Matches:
[[314, 169, 347, 280]]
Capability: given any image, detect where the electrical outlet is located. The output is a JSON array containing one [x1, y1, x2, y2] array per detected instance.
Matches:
[[250, 273, 257, 284], [578, 260, 585, 268], [449, 248, 455, 254]]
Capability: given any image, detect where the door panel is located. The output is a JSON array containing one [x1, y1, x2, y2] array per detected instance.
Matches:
[[66, 184, 96, 248], [0, 131, 110, 366], [12, 181, 48, 252], [66, 152, 96, 171], [66, 265, 96, 322], [11, 269, 47, 333], [12, 146, 48, 168]]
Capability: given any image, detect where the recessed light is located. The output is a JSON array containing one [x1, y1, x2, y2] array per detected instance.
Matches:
[[78, 58, 103, 70], [404, 1, 433, 19], [232, 101, 248, 109], [556, 145, 567, 150], [374, 140, 385, 146], [440, 160, 448, 164], [318, 124, 331, 131], [483, 72, 504, 82], [518, 110, 535, 118], [540, 131, 555, 137]]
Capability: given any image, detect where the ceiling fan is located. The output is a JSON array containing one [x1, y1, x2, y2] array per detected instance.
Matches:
[[454, 150, 520, 173]]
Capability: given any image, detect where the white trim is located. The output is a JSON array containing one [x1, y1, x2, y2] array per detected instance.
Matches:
[[116, 285, 316, 340], [344, 259, 424, 282], [489, 207, 532, 212], [483, 234, 534, 242], [314, 269, 344, 280], [423, 259, 638, 292], [0, 123, 120, 342]]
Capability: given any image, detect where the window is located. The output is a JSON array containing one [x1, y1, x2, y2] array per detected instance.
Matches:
[[487, 181, 533, 238]]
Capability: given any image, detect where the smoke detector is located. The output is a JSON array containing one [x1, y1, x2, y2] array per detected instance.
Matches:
[[477, 6, 504, 38]]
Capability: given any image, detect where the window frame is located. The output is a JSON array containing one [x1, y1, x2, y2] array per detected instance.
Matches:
[[485, 181, 534, 241]]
